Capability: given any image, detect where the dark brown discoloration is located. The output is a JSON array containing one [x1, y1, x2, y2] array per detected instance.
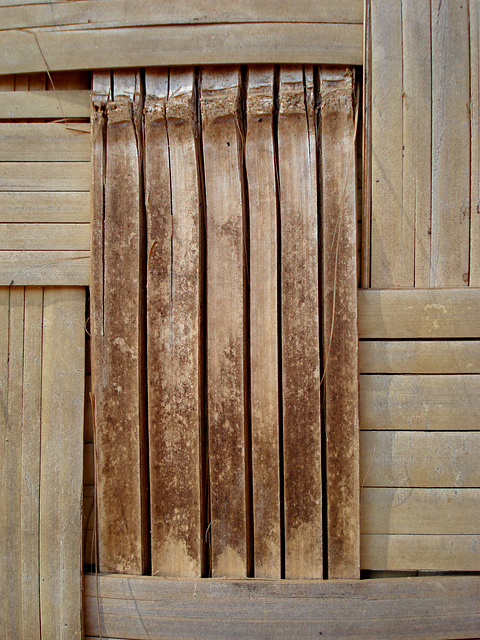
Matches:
[[94, 74, 147, 575], [145, 69, 203, 577], [245, 65, 281, 578], [320, 66, 360, 579], [202, 67, 247, 578], [278, 66, 322, 579]]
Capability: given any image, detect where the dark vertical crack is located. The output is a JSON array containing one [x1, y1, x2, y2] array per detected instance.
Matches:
[[195, 68, 211, 578], [272, 64, 285, 580]]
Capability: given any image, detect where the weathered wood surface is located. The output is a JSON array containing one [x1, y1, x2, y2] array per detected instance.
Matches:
[[94, 71, 148, 575], [431, 0, 470, 287], [278, 66, 322, 579], [0, 250, 89, 285], [358, 289, 480, 338], [362, 488, 480, 534], [0, 0, 363, 29], [359, 340, 480, 373], [202, 67, 248, 578], [0, 162, 90, 191], [320, 66, 359, 580], [83, 574, 480, 640], [0, 89, 90, 118], [0, 123, 90, 161], [361, 0, 372, 288], [0, 24, 362, 76], [245, 65, 280, 579], [145, 68, 203, 578], [360, 374, 480, 430], [0, 192, 90, 223], [471, 0, 480, 286], [0, 223, 89, 250], [362, 535, 480, 572], [361, 431, 480, 488], [40, 287, 84, 640]]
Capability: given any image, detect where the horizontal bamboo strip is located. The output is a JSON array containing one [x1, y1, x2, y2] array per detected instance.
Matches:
[[0, 162, 90, 191], [359, 340, 480, 373], [360, 374, 480, 430], [358, 289, 480, 338], [0, 24, 362, 75], [0, 123, 90, 161], [361, 431, 480, 487], [0, 192, 90, 223], [0, 90, 90, 118], [362, 534, 480, 572], [0, 0, 363, 30], [0, 250, 89, 285], [83, 574, 480, 640], [0, 223, 89, 250], [361, 488, 480, 534]]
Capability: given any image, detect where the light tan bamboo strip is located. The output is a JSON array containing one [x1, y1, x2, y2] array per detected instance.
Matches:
[[0, 192, 90, 223], [0, 250, 89, 285], [0, 90, 90, 118], [0, 162, 90, 192], [0, 123, 90, 161], [0, 223, 90, 250]]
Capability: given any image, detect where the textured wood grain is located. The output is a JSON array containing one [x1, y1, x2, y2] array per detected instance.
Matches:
[[0, 24, 362, 76], [359, 340, 480, 373], [371, 0, 412, 287], [362, 488, 480, 534], [83, 573, 480, 640], [278, 66, 322, 579], [362, 534, 480, 572], [0, 191, 90, 223], [402, 0, 432, 287], [0, 123, 90, 161], [95, 72, 148, 574], [0, 162, 90, 191], [145, 68, 203, 577], [0, 250, 89, 285], [431, 0, 470, 286], [202, 67, 247, 578], [245, 65, 280, 579], [361, 431, 480, 488], [358, 289, 480, 338], [320, 66, 359, 579], [471, 0, 480, 286], [0, 223, 90, 250], [40, 287, 84, 640], [360, 374, 480, 430], [0, 90, 90, 119], [0, 0, 363, 30]]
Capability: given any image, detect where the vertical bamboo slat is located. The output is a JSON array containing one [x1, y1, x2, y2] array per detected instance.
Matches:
[[145, 68, 203, 577], [278, 66, 322, 579], [320, 67, 360, 579], [94, 70, 148, 574], [40, 287, 84, 640], [431, 0, 470, 287], [201, 67, 248, 578], [470, 0, 480, 286], [246, 65, 281, 579]]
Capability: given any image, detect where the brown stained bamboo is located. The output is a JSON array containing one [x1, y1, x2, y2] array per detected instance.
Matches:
[[358, 289, 480, 339], [0, 192, 90, 223], [201, 67, 248, 578], [361, 534, 480, 572], [320, 66, 359, 580], [359, 340, 480, 374], [1, 287, 23, 638], [0, 0, 363, 30], [0, 24, 362, 76], [361, 431, 480, 488], [371, 0, 412, 287], [0, 250, 89, 286], [360, 374, 480, 431], [278, 66, 322, 580], [94, 71, 148, 574], [431, 0, 470, 287], [20, 287, 42, 640], [83, 573, 480, 640], [39, 287, 84, 640], [245, 65, 281, 579], [362, 488, 480, 534], [0, 90, 90, 119], [402, 0, 432, 287], [471, 0, 480, 286], [145, 68, 203, 577]]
